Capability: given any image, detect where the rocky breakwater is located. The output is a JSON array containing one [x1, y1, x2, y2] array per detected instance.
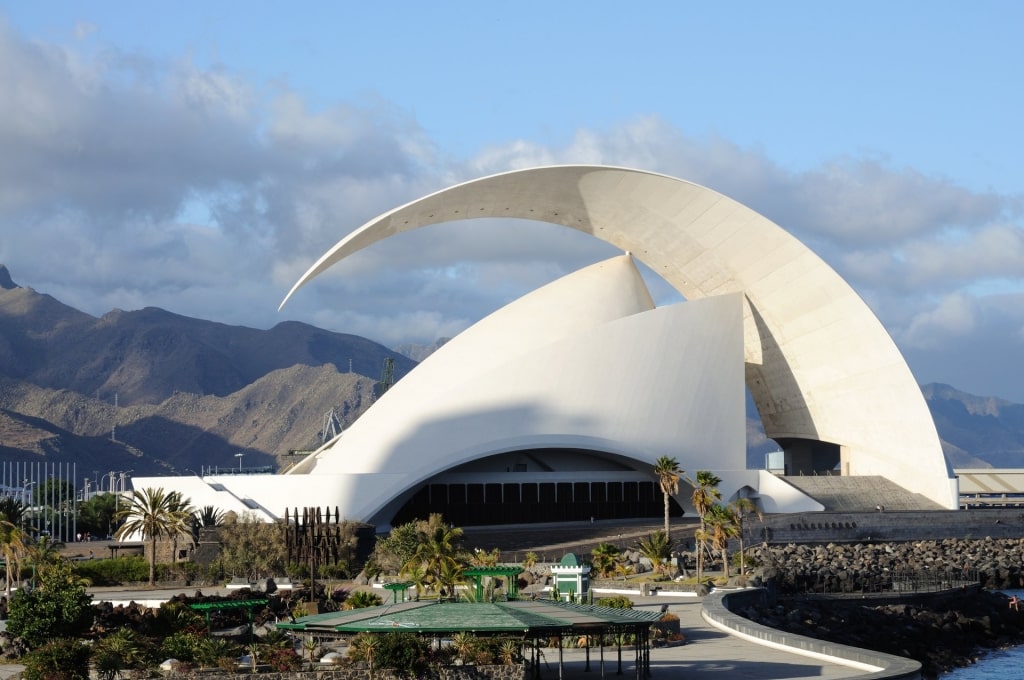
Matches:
[[735, 538, 1024, 678], [749, 537, 1024, 593], [737, 588, 1024, 678]]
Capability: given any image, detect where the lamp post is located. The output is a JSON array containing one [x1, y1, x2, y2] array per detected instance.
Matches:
[[22, 481, 35, 531], [235, 453, 244, 472]]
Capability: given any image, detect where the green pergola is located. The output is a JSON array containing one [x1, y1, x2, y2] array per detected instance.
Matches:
[[189, 598, 269, 643], [278, 599, 661, 678], [463, 565, 524, 601]]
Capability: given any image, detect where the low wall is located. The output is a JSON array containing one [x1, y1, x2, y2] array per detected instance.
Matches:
[[702, 589, 922, 680], [761, 508, 1024, 544]]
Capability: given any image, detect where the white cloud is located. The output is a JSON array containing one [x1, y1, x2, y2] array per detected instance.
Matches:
[[1, 20, 1022, 400]]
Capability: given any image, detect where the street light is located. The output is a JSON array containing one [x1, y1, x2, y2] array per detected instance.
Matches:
[[235, 453, 244, 471]]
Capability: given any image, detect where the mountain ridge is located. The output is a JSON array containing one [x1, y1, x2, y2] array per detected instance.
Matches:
[[0, 264, 1020, 477]]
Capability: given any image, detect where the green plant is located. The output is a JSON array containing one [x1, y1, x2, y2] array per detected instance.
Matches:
[[195, 637, 241, 668], [595, 595, 633, 609], [450, 631, 477, 663], [591, 542, 620, 578], [73, 555, 151, 585], [636, 531, 671, 573], [370, 632, 429, 675], [346, 590, 383, 609], [264, 646, 301, 671], [114, 487, 195, 586], [92, 628, 154, 680], [7, 560, 93, 647], [522, 551, 538, 569], [498, 638, 521, 665], [21, 639, 91, 680], [160, 631, 202, 663]]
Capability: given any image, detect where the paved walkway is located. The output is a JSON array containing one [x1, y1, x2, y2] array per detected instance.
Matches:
[[551, 596, 864, 680]]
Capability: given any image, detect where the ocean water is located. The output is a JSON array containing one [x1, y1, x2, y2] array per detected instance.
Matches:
[[943, 590, 1024, 679], [943, 646, 1024, 679]]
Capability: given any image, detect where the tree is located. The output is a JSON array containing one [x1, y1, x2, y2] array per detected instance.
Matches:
[[195, 505, 224, 530], [216, 512, 287, 581], [7, 559, 93, 648], [400, 515, 466, 596], [636, 531, 672, 574], [0, 518, 28, 600], [688, 471, 722, 582], [0, 497, 26, 525], [653, 456, 683, 540], [591, 542, 620, 578], [727, 497, 762, 576], [77, 493, 117, 538], [704, 503, 739, 578], [346, 590, 383, 609], [114, 487, 194, 586]]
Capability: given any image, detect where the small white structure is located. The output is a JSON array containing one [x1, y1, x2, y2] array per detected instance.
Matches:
[[551, 553, 591, 602]]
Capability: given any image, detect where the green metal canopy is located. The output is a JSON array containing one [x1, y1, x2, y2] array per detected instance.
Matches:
[[277, 599, 661, 635]]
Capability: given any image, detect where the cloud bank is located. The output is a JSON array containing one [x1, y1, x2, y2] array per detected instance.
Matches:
[[1, 20, 1021, 401]]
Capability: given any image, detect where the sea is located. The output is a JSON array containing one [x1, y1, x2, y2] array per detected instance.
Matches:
[[944, 589, 1024, 679]]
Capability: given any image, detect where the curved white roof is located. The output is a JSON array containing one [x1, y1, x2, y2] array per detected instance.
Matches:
[[284, 165, 956, 510]]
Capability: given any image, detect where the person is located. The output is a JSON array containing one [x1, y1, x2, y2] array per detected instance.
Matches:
[[1009, 595, 1020, 611]]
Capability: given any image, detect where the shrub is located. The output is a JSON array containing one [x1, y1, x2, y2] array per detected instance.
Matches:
[[595, 595, 633, 609], [160, 631, 203, 663], [195, 637, 241, 668], [21, 639, 91, 680], [73, 556, 150, 585], [350, 632, 432, 672], [263, 646, 302, 671], [92, 628, 155, 680], [7, 561, 93, 647], [346, 590, 383, 609]]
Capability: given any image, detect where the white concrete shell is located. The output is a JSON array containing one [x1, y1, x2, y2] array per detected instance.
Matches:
[[283, 165, 956, 510], [134, 254, 754, 528], [281, 255, 746, 526]]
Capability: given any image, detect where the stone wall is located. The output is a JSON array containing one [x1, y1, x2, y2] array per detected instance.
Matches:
[[749, 537, 1024, 593]]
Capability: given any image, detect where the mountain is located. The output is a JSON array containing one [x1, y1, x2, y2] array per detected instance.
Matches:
[[0, 265, 412, 476], [0, 264, 1021, 476]]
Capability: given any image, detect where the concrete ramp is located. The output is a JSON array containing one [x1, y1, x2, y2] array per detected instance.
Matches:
[[779, 475, 946, 512]]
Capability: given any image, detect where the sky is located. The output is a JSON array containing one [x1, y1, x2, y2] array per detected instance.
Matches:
[[0, 2, 1022, 401]]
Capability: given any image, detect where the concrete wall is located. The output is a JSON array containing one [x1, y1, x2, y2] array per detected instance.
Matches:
[[758, 508, 1024, 544]]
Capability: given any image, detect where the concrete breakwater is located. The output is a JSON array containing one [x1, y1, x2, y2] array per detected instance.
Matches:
[[748, 537, 1024, 593]]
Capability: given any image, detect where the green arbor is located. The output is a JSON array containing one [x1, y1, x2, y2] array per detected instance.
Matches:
[[653, 456, 683, 541], [114, 488, 195, 586]]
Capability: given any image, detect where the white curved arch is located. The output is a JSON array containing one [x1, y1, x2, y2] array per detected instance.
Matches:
[[284, 165, 956, 509]]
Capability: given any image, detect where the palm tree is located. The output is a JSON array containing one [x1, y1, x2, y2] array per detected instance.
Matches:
[[401, 521, 465, 596], [653, 456, 683, 541], [636, 531, 672, 574], [591, 542, 620, 578], [688, 471, 722, 582], [727, 497, 762, 576], [704, 503, 740, 578], [0, 497, 25, 526], [114, 487, 195, 586], [0, 519, 28, 600]]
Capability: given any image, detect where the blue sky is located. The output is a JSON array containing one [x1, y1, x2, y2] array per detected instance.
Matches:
[[1, 2, 1022, 401]]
